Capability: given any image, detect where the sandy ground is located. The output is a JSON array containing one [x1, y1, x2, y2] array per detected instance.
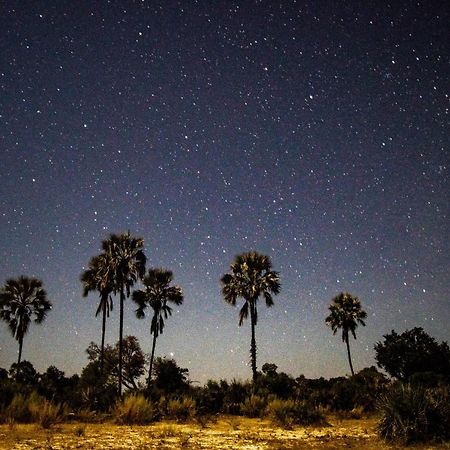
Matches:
[[1, 416, 449, 449]]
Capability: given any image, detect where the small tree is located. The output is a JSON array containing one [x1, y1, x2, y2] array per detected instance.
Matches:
[[0, 277, 52, 364], [221, 252, 280, 382], [132, 268, 183, 388], [325, 292, 367, 376]]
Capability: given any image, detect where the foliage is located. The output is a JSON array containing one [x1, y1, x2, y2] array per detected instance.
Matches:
[[152, 357, 189, 395], [325, 292, 367, 376], [166, 397, 196, 422], [112, 393, 157, 424], [240, 394, 266, 417], [375, 327, 450, 382], [86, 335, 146, 390], [0, 276, 52, 364], [377, 383, 450, 444], [221, 251, 280, 381], [9, 361, 39, 387], [255, 363, 296, 399]]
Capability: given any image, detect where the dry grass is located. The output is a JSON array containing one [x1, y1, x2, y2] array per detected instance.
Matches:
[[0, 416, 449, 449]]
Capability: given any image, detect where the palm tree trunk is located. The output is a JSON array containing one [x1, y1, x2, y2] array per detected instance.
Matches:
[[100, 303, 106, 375], [119, 285, 124, 396], [147, 331, 157, 389], [18, 336, 23, 365], [346, 337, 355, 376], [249, 302, 257, 383]]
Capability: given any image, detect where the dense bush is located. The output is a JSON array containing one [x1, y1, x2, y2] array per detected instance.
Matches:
[[112, 394, 157, 424], [377, 384, 450, 444]]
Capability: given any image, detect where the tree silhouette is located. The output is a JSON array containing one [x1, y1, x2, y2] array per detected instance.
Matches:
[[0, 276, 52, 364], [325, 292, 367, 376], [80, 253, 114, 374], [132, 268, 183, 388], [101, 232, 146, 396], [221, 251, 280, 382]]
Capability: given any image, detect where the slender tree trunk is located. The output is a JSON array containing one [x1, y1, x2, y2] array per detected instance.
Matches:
[[18, 336, 23, 365], [100, 303, 106, 375], [148, 330, 157, 389], [119, 285, 124, 396], [346, 337, 355, 376], [249, 302, 257, 383]]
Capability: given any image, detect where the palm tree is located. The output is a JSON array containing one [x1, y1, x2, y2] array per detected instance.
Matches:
[[0, 276, 52, 364], [221, 251, 280, 382], [325, 292, 367, 376], [80, 253, 114, 374], [132, 268, 183, 388], [102, 232, 146, 396]]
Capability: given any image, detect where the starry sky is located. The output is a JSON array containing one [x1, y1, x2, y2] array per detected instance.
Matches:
[[0, 1, 448, 384]]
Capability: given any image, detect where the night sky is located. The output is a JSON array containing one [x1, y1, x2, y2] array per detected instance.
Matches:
[[0, 1, 448, 384]]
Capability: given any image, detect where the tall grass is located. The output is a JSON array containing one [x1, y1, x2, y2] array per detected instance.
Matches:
[[4, 392, 67, 428], [266, 398, 325, 427], [112, 393, 157, 424], [240, 394, 266, 418], [166, 397, 196, 422]]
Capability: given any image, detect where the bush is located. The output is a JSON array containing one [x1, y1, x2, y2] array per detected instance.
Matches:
[[113, 393, 157, 424], [5, 393, 33, 423], [377, 384, 450, 444], [166, 397, 196, 422], [266, 398, 325, 427], [240, 395, 266, 418]]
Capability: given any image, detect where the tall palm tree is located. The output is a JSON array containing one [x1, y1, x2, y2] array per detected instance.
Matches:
[[80, 253, 114, 374], [132, 268, 183, 388], [0, 276, 52, 364], [221, 251, 280, 382], [325, 292, 367, 376], [102, 232, 146, 396]]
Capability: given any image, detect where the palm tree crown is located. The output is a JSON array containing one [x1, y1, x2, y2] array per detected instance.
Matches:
[[132, 268, 183, 387], [0, 276, 52, 364], [325, 292, 367, 375], [221, 251, 280, 381]]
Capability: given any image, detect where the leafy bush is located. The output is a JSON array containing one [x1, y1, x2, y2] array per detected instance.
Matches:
[[240, 394, 266, 418], [166, 397, 196, 422], [113, 393, 157, 424], [377, 384, 450, 444], [266, 398, 325, 427]]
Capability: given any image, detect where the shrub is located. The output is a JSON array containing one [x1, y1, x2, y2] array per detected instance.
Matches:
[[267, 398, 325, 427], [113, 393, 157, 424], [240, 394, 266, 418], [377, 384, 450, 444], [166, 397, 196, 422]]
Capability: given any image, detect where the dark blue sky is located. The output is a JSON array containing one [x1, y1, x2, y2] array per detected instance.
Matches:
[[0, 0, 448, 383]]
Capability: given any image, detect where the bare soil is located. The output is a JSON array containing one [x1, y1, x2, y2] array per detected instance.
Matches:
[[1, 416, 449, 449]]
